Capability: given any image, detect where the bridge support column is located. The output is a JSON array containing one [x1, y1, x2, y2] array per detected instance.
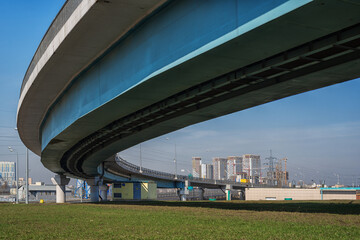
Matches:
[[239, 189, 245, 200], [90, 185, 99, 202], [87, 177, 100, 202], [225, 184, 232, 201], [179, 180, 189, 201], [99, 184, 108, 201], [51, 174, 70, 203], [200, 188, 205, 200], [180, 189, 187, 201]]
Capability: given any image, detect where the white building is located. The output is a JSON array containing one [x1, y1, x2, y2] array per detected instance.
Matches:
[[200, 163, 207, 178], [242, 154, 261, 184], [192, 157, 202, 178], [213, 157, 227, 180], [0, 161, 15, 186], [206, 164, 214, 179]]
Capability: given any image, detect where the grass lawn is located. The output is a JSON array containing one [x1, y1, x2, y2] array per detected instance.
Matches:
[[0, 200, 359, 240]]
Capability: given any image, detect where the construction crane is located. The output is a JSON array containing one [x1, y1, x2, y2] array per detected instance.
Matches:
[[283, 157, 288, 186], [275, 157, 288, 187]]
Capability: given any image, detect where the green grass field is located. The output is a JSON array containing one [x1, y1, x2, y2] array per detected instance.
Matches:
[[1, 200, 359, 240]]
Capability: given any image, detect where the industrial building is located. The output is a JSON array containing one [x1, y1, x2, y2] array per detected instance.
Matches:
[[18, 182, 72, 201], [0, 161, 15, 186], [112, 182, 157, 200], [245, 187, 360, 200]]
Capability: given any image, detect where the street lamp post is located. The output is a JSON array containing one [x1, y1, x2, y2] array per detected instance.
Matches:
[[166, 138, 177, 179], [8, 147, 19, 204], [334, 173, 340, 185], [14, 127, 29, 204], [25, 148, 29, 204], [174, 143, 177, 180], [139, 143, 143, 173]]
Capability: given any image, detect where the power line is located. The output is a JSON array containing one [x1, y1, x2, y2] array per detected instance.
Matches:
[[0, 109, 15, 112], [0, 126, 15, 129], [0, 153, 25, 156], [0, 144, 24, 146], [0, 140, 22, 142]]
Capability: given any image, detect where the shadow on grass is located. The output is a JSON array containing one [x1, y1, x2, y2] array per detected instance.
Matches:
[[95, 200, 360, 215]]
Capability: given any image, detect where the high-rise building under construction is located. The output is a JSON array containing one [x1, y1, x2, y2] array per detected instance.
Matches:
[[192, 157, 202, 178], [242, 154, 261, 184], [227, 156, 243, 181]]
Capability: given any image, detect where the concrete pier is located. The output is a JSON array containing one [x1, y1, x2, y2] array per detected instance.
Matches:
[[99, 185, 108, 201], [51, 174, 70, 203], [87, 177, 100, 202], [200, 188, 205, 200], [226, 184, 232, 201]]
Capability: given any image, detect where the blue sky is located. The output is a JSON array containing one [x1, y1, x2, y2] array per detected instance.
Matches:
[[0, 1, 359, 186], [0, 1, 66, 183]]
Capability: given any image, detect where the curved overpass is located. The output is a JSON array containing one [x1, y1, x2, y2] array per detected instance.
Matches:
[[18, 0, 360, 187]]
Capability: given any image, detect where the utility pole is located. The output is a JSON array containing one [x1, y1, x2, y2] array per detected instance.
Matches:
[[174, 143, 177, 180], [16, 151, 19, 204], [166, 138, 177, 179], [25, 148, 29, 204], [352, 175, 355, 187], [336, 173, 340, 185], [283, 157, 288, 187], [139, 143, 143, 173], [8, 147, 19, 204]]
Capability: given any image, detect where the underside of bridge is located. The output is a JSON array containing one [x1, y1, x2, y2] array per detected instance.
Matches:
[[17, 0, 360, 183]]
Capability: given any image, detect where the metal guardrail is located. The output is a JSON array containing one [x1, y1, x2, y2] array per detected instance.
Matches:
[[114, 154, 259, 187], [0, 196, 16, 202]]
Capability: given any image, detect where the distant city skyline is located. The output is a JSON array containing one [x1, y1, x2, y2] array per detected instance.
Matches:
[[0, 1, 359, 186]]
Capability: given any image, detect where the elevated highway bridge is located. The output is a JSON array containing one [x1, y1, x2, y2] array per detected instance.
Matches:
[[17, 0, 360, 202], [106, 154, 258, 190], [104, 154, 259, 201]]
